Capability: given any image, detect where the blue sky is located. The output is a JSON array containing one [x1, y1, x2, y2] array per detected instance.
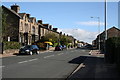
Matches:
[[118, 2, 120, 29], [2, 2, 118, 43]]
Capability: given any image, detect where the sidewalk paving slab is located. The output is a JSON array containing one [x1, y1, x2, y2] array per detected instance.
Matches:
[[68, 50, 120, 79]]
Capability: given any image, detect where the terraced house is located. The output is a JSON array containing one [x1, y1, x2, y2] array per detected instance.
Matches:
[[2, 4, 60, 45], [38, 20, 59, 40], [19, 13, 39, 45]]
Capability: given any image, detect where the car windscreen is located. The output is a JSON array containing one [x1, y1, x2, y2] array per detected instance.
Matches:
[[21, 45, 31, 50], [31, 45, 39, 49]]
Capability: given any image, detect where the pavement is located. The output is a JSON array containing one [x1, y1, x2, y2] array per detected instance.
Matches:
[[67, 50, 120, 79]]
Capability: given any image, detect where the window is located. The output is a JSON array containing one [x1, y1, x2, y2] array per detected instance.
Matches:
[[20, 22, 23, 30], [32, 26, 35, 34], [25, 23, 28, 32]]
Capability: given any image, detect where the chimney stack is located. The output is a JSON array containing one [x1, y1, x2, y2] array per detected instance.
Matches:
[[53, 28, 58, 32], [26, 14, 30, 18], [49, 25, 52, 30], [38, 20, 42, 24], [11, 4, 20, 13]]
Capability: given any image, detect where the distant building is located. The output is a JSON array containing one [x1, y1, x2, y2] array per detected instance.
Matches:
[[38, 20, 60, 40]]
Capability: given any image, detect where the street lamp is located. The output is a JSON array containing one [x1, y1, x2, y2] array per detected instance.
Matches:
[[105, 0, 107, 40], [91, 16, 101, 51]]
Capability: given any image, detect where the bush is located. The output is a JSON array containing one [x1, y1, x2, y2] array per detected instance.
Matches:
[[3, 41, 20, 50], [53, 43, 58, 47], [36, 42, 46, 50], [105, 37, 120, 71]]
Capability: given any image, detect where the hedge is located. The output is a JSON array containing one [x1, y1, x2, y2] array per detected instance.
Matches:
[[36, 42, 46, 50], [3, 41, 20, 50], [105, 37, 120, 71]]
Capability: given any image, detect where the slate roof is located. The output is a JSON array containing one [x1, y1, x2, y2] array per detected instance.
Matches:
[[2, 5, 21, 18], [18, 13, 26, 19]]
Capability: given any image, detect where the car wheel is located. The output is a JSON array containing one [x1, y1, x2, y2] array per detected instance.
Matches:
[[29, 51, 33, 55], [37, 51, 39, 54]]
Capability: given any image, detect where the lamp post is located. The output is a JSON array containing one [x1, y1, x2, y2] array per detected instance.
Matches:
[[105, 0, 107, 40], [91, 16, 101, 51]]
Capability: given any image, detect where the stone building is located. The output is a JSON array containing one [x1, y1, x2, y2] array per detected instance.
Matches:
[[2, 4, 39, 45], [19, 13, 39, 45], [2, 4, 60, 45], [38, 20, 60, 40], [2, 5, 21, 42], [93, 26, 120, 50]]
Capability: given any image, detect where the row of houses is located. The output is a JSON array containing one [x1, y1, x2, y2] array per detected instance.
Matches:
[[92, 26, 120, 51], [2, 4, 76, 46]]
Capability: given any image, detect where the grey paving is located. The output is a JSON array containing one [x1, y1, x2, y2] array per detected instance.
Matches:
[[68, 54, 120, 79]]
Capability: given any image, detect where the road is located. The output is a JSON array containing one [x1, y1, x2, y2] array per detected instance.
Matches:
[[1, 48, 90, 79]]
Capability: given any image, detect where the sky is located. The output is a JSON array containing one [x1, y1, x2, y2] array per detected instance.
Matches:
[[2, 1, 118, 44], [118, 2, 120, 29]]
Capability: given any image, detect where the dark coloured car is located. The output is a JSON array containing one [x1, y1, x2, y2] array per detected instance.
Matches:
[[55, 45, 63, 51], [85, 44, 93, 49], [62, 45, 67, 50], [19, 45, 39, 55]]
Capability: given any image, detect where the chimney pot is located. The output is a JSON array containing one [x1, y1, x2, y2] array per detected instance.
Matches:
[[11, 4, 20, 13], [38, 20, 42, 24]]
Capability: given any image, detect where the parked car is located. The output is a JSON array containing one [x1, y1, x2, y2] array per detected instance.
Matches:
[[85, 44, 93, 49], [61, 45, 67, 50], [19, 45, 39, 55], [55, 45, 63, 51]]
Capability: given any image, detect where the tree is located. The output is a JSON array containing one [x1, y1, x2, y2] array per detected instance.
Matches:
[[40, 33, 59, 44], [2, 7, 19, 41], [2, 7, 10, 41], [0, 6, 2, 42], [60, 35, 72, 46]]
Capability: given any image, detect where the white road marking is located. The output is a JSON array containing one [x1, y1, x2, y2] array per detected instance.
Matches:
[[0, 66, 5, 68], [48, 51, 54, 52], [17, 56, 28, 57], [18, 58, 38, 64], [81, 50, 86, 52], [40, 52, 46, 53], [71, 51, 74, 52], [18, 61, 28, 64], [57, 53, 64, 55], [44, 55, 54, 58], [58, 54, 62, 55], [28, 58, 38, 61]]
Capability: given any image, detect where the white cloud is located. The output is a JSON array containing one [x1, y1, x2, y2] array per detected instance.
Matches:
[[76, 21, 105, 26], [60, 28, 98, 44]]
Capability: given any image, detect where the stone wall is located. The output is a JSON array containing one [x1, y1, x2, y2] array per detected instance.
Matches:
[[49, 47, 55, 51], [3, 49, 19, 54]]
